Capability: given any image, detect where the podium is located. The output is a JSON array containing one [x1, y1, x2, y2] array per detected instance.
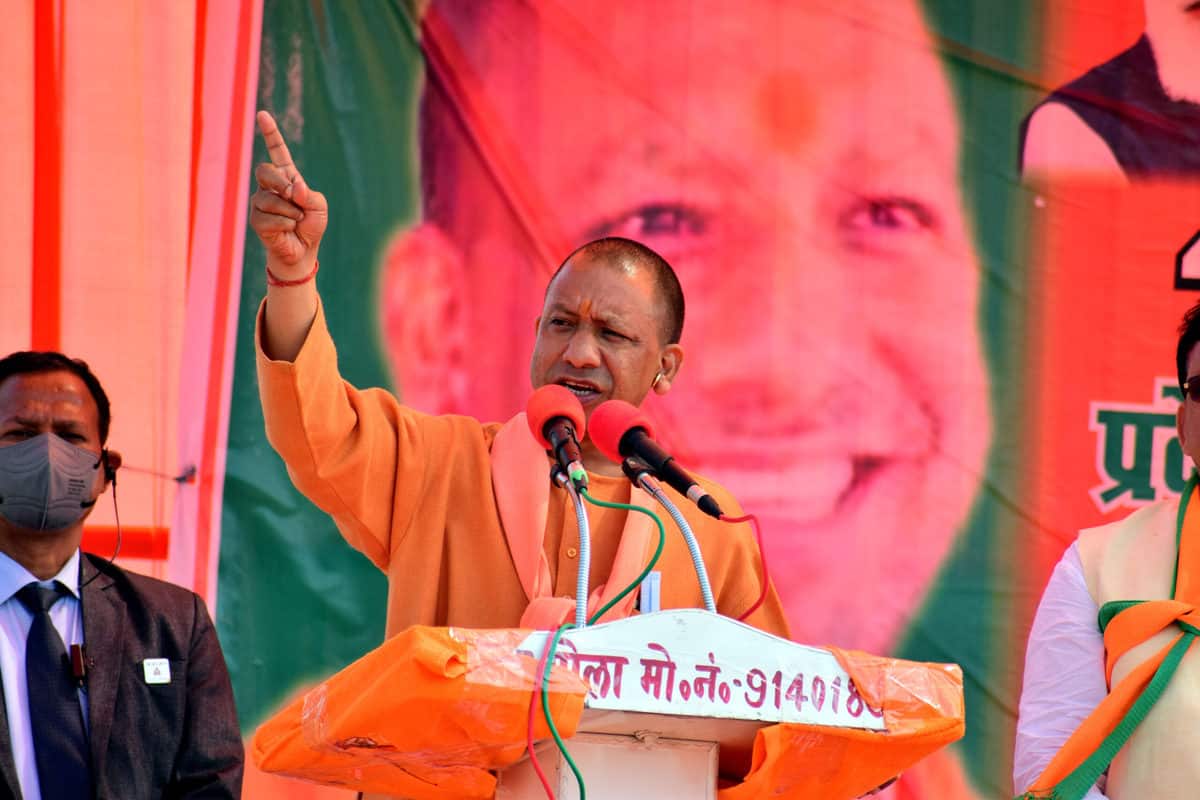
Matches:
[[252, 611, 964, 800]]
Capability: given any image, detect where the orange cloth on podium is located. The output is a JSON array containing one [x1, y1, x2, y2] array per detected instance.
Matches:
[[719, 647, 966, 800], [251, 626, 588, 800], [254, 626, 964, 799]]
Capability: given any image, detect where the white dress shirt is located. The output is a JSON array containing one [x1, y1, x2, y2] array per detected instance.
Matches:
[[0, 549, 86, 800], [1014, 541, 1109, 799]]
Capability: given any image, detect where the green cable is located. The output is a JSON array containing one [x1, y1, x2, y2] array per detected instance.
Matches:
[[540, 623, 585, 800], [533, 495, 665, 798], [579, 490, 667, 625]]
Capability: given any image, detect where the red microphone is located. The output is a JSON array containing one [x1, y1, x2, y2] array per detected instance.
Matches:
[[589, 400, 722, 518], [527, 385, 588, 487]]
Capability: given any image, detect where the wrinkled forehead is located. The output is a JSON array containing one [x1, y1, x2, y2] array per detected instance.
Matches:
[[0, 372, 98, 426]]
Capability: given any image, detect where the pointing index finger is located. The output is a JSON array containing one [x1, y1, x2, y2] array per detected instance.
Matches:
[[256, 110, 299, 181]]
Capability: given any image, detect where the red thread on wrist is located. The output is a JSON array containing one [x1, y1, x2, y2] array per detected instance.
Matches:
[[266, 260, 319, 287]]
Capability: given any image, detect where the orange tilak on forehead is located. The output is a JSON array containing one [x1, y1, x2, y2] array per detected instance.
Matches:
[[578, 298, 594, 318], [755, 70, 818, 155]]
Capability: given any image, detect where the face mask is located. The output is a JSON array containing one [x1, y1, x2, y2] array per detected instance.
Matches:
[[0, 433, 102, 531]]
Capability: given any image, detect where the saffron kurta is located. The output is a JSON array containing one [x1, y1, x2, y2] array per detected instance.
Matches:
[[256, 302, 790, 640]]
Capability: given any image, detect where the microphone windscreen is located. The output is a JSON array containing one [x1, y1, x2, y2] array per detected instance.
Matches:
[[526, 385, 587, 449], [588, 400, 657, 464]]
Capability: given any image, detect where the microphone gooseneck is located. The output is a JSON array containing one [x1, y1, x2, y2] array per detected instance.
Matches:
[[552, 466, 592, 628], [528, 386, 593, 625], [622, 457, 716, 614]]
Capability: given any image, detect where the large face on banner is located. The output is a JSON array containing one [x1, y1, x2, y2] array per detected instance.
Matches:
[[386, 0, 990, 653]]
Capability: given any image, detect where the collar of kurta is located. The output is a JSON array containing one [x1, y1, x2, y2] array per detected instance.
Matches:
[[490, 413, 656, 630]]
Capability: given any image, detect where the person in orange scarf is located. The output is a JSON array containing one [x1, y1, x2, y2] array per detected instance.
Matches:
[[1014, 301, 1200, 799], [247, 110, 789, 642]]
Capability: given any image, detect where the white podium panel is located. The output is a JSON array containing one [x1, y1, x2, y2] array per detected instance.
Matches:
[[516, 609, 885, 730], [498, 610, 891, 798]]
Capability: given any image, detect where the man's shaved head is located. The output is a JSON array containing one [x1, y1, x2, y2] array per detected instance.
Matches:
[[546, 237, 685, 345]]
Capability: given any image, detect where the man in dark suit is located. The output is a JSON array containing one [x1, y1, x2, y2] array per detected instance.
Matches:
[[0, 351, 242, 799]]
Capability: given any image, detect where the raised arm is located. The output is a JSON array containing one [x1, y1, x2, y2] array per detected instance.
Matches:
[[248, 110, 472, 569], [249, 110, 328, 361]]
